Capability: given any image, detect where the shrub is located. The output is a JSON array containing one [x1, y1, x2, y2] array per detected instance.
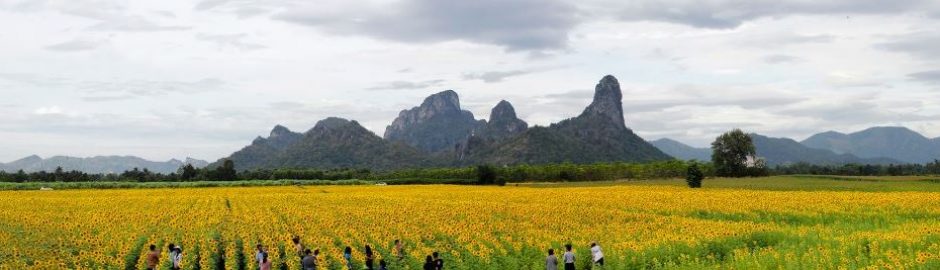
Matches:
[[475, 165, 497, 185], [686, 162, 704, 188]]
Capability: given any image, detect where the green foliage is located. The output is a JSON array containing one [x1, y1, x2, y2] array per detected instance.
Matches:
[[686, 162, 704, 188], [475, 164, 498, 185], [712, 129, 761, 177], [215, 159, 237, 181]]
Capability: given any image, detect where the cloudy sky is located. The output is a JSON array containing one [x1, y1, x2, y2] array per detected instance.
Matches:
[[2, 0, 940, 162]]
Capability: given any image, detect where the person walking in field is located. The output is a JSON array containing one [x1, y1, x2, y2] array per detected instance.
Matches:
[[293, 236, 305, 266], [255, 244, 265, 270], [433, 251, 443, 270], [423, 255, 435, 270], [378, 259, 388, 270], [170, 246, 183, 270], [394, 239, 404, 260], [260, 252, 272, 270], [343, 246, 354, 270], [302, 249, 317, 270], [145, 244, 160, 270], [590, 242, 604, 267], [563, 244, 576, 270], [364, 245, 375, 270], [545, 248, 558, 270]]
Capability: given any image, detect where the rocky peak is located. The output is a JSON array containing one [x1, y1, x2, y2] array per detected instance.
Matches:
[[311, 117, 354, 133], [490, 100, 518, 123], [580, 75, 625, 129], [384, 90, 483, 152], [418, 90, 461, 117], [269, 124, 293, 138], [481, 100, 528, 140]]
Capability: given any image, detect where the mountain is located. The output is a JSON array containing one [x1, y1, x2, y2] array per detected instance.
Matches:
[[801, 127, 940, 164], [221, 125, 304, 170], [384, 90, 485, 153], [0, 155, 208, 174], [650, 138, 711, 161], [478, 100, 528, 140], [462, 75, 672, 165], [751, 134, 898, 166], [218, 118, 437, 171]]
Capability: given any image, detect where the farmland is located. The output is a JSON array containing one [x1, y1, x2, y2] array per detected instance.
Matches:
[[1, 176, 939, 269]]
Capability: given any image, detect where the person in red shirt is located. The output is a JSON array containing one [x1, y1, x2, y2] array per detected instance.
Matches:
[[145, 244, 160, 270]]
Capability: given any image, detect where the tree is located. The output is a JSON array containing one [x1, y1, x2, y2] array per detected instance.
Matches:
[[215, 159, 237, 181], [712, 129, 758, 177], [686, 162, 704, 188], [180, 164, 198, 181], [475, 164, 497, 185]]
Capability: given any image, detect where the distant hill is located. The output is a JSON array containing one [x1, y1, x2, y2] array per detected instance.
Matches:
[[0, 155, 208, 174], [215, 118, 439, 171], [459, 75, 672, 165], [650, 138, 711, 161], [751, 134, 898, 166], [801, 127, 940, 164]]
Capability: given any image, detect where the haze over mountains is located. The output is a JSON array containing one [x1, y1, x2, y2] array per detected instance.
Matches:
[[655, 128, 938, 166], [0, 155, 208, 174]]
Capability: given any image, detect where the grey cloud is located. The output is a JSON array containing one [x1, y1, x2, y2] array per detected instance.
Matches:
[[609, 0, 932, 29], [44, 38, 106, 52], [909, 70, 940, 84], [366, 79, 445, 91], [81, 78, 224, 97], [194, 0, 231, 11], [274, 0, 578, 51], [763, 54, 801, 64], [463, 70, 533, 83], [196, 33, 266, 51], [877, 31, 940, 61], [81, 95, 136, 102], [87, 16, 190, 32]]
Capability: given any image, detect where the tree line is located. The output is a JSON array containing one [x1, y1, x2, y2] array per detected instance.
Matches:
[[1, 159, 937, 184]]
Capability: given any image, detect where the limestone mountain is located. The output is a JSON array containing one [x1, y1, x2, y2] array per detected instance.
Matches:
[[479, 100, 528, 140], [384, 90, 484, 153], [221, 124, 304, 170], [650, 138, 711, 161], [0, 155, 208, 174], [751, 134, 898, 166], [801, 127, 940, 164], [463, 75, 672, 165], [218, 118, 436, 171]]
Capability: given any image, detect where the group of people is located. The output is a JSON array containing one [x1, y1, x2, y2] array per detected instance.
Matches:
[[546, 242, 604, 270], [144, 244, 183, 270], [285, 236, 444, 270], [144, 237, 602, 270]]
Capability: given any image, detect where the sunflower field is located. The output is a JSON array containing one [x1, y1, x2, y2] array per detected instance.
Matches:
[[0, 182, 938, 269]]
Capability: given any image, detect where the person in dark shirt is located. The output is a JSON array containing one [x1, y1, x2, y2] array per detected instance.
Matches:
[[364, 245, 375, 270], [378, 259, 388, 270], [423, 255, 435, 270], [302, 249, 317, 270], [433, 251, 443, 270]]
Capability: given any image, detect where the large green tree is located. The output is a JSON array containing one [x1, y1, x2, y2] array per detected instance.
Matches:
[[711, 129, 758, 177]]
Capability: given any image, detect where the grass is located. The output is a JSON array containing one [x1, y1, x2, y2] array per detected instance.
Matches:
[[523, 175, 940, 192], [3, 175, 939, 191]]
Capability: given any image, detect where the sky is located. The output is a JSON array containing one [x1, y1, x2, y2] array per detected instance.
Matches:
[[1, 0, 939, 162]]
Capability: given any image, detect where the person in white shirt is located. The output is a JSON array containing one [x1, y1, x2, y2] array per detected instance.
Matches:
[[590, 242, 604, 266], [545, 248, 559, 270], [563, 244, 576, 270], [171, 246, 183, 270]]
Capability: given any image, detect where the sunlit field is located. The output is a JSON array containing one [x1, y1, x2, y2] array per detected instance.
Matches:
[[1, 176, 939, 269]]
